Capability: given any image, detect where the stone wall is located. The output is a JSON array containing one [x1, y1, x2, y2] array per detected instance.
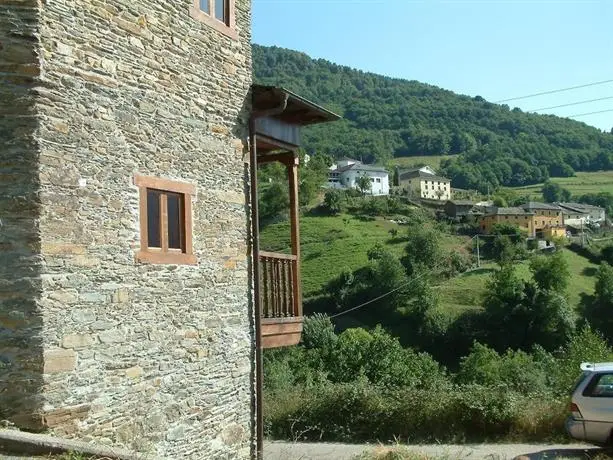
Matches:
[[0, 0, 45, 431], [2, 0, 255, 458]]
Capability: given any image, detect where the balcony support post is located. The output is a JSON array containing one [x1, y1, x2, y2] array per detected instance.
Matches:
[[287, 156, 302, 317]]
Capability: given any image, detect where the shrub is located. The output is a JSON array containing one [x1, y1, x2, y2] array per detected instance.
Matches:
[[302, 313, 337, 350], [323, 189, 343, 215], [456, 342, 549, 394], [549, 326, 613, 395], [264, 382, 565, 443], [443, 249, 472, 278]]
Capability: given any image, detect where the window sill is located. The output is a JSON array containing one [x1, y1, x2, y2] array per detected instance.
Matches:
[[136, 250, 197, 265], [189, 7, 238, 41]]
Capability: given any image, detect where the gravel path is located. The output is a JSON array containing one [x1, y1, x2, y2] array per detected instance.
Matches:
[[264, 441, 611, 460]]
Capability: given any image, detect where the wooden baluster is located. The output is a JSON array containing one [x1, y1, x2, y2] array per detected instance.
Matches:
[[265, 257, 272, 318], [275, 258, 282, 317], [286, 260, 291, 316], [282, 259, 289, 316], [260, 257, 268, 318], [288, 259, 295, 317]]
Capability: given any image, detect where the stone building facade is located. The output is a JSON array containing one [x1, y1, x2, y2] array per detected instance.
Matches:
[[1, 0, 255, 458]]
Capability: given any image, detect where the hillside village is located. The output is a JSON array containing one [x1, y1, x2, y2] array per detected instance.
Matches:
[[323, 158, 606, 245]]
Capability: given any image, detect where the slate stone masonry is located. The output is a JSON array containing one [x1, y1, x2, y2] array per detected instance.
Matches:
[[1, 0, 255, 458]]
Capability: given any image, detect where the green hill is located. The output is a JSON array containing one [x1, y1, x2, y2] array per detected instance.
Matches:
[[253, 44, 613, 193]]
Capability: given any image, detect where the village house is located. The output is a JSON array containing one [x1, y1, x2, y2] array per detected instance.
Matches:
[[327, 158, 390, 195], [397, 167, 452, 201], [444, 200, 482, 220], [557, 202, 606, 224], [479, 207, 535, 235], [521, 202, 566, 238], [479, 202, 567, 239], [556, 203, 590, 229], [0, 1, 338, 459]]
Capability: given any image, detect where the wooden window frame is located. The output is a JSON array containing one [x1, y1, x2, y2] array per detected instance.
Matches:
[[134, 174, 197, 265], [190, 0, 237, 40]]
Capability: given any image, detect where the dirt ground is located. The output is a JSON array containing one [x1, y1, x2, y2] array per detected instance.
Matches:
[[263, 441, 613, 460]]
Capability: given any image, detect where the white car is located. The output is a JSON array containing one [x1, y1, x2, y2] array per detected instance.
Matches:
[[566, 362, 613, 445]]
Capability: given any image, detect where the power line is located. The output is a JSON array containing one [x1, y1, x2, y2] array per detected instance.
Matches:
[[329, 270, 431, 319], [530, 96, 613, 112], [494, 79, 613, 103], [568, 108, 613, 118]]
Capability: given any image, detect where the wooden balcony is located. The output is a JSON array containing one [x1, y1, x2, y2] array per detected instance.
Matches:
[[251, 85, 339, 350], [259, 251, 303, 348]]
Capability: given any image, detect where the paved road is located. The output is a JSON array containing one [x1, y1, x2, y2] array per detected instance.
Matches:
[[264, 441, 611, 460]]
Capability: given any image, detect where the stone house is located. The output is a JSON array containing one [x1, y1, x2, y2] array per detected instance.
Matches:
[[443, 200, 482, 220], [398, 168, 452, 201], [479, 207, 535, 235], [557, 202, 606, 224], [520, 202, 566, 237], [0, 1, 337, 459], [479, 202, 567, 239]]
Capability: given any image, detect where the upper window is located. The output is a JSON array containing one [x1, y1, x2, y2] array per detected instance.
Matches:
[[191, 0, 237, 40], [134, 175, 197, 265]]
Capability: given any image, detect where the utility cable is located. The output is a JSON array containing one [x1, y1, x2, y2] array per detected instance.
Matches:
[[328, 233, 530, 320], [329, 270, 432, 319], [530, 96, 613, 112], [568, 108, 613, 118], [494, 79, 613, 103]]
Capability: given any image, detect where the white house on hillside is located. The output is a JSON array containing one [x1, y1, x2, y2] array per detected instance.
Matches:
[[327, 158, 390, 195]]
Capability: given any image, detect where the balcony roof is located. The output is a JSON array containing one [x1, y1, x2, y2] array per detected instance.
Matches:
[[252, 85, 341, 126]]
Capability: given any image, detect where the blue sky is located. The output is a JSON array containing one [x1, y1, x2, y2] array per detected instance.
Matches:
[[252, 0, 613, 132]]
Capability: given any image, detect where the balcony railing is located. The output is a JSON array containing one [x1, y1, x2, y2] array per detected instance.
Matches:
[[258, 251, 303, 348], [259, 251, 299, 318]]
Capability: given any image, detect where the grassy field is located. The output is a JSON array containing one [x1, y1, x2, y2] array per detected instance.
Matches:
[[389, 155, 454, 170], [505, 171, 613, 201], [435, 248, 598, 315], [260, 213, 468, 298], [260, 214, 406, 297]]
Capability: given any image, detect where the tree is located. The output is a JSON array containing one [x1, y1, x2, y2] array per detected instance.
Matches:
[[323, 189, 343, 215], [254, 44, 612, 189], [258, 181, 289, 224], [355, 174, 372, 196], [492, 196, 508, 207], [403, 226, 442, 275], [302, 313, 337, 350], [529, 251, 570, 293], [584, 263, 613, 341], [601, 245, 613, 266], [484, 223, 525, 265], [299, 151, 333, 206], [258, 162, 289, 223], [482, 264, 574, 351], [542, 180, 572, 203], [366, 248, 409, 312]]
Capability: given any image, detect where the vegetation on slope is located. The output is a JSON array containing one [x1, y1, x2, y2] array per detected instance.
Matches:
[[260, 186, 613, 444], [253, 44, 613, 193]]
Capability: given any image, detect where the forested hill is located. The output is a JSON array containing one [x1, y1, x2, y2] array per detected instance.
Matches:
[[252, 44, 613, 192]]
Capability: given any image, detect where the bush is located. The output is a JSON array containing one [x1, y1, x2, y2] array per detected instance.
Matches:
[[329, 326, 446, 388], [302, 313, 337, 350], [456, 342, 549, 394], [264, 382, 566, 443], [549, 326, 613, 394], [323, 189, 343, 215], [443, 249, 473, 278]]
